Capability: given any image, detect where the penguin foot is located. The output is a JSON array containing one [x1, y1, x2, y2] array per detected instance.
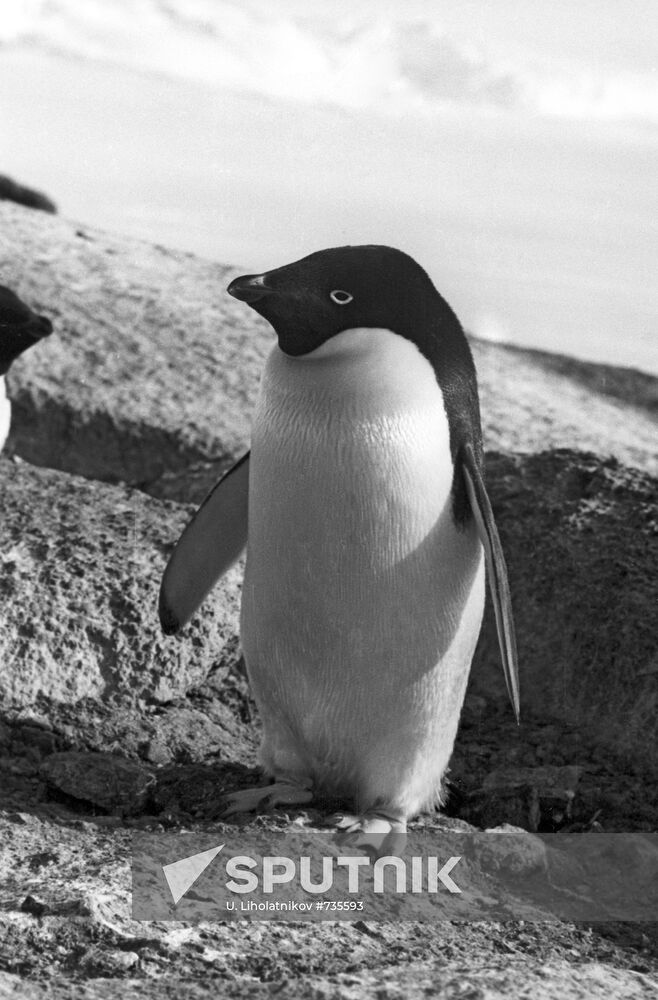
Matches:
[[333, 812, 408, 860], [219, 781, 314, 818]]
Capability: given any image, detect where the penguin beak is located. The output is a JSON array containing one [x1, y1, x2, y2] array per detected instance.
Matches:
[[227, 274, 273, 304], [26, 315, 53, 341], [0, 314, 52, 341]]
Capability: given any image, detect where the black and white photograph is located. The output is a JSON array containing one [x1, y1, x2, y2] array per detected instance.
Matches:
[[0, 1, 656, 997]]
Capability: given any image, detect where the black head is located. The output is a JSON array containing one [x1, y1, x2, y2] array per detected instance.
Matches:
[[0, 286, 52, 375], [227, 245, 460, 357], [228, 244, 484, 522]]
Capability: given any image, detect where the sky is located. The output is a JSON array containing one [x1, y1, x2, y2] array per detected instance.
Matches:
[[1, 1, 656, 372]]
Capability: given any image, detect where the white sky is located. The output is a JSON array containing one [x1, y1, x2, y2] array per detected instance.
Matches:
[[272, 0, 658, 74], [1, 1, 656, 370]]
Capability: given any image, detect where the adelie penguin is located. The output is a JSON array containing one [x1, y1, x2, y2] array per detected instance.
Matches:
[[160, 245, 520, 852], [0, 286, 53, 451]]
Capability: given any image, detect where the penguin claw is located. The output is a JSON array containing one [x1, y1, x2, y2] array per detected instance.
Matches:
[[334, 813, 407, 860], [325, 812, 360, 830], [219, 782, 314, 818]]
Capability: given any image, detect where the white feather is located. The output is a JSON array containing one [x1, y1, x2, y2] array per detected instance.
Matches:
[[0, 377, 11, 452], [242, 328, 484, 818]]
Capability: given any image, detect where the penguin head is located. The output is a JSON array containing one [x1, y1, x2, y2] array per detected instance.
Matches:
[[0, 286, 52, 375], [227, 245, 450, 357]]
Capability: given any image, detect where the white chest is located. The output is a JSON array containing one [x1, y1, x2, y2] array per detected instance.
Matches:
[[249, 328, 454, 561], [243, 328, 480, 633]]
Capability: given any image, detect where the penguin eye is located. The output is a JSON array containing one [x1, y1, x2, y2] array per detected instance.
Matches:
[[329, 290, 353, 305]]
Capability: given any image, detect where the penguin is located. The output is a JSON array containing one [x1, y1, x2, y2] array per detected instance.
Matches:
[[0, 175, 57, 214], [159, 245, 519, 851], [0, 286, 53, 451]]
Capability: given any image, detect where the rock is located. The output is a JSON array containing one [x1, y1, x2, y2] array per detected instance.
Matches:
[[0, 202, 270, 502], [459, 693, 488, 723], [152, 761, 259, 818], [469, 765, 584, 831], [141, 706, 248, 765], [0, 809, 656, 996], [78, 948, 140, 975], [6, 812, 37, 826], [474, 824, 548, 875], [472, 339, 657, 476], [9, 722, 59, 761], [0, 456, 241, 710], [0, 174, 57, 214], [483, 765, 583, 796], [0, 202, 655, 505], [471, 450, 658, 768], [79, 948, 140, 975], [19, 895, 49, 916], [40, 751, 155, 814], [0, 203, 657, 998], [491, 341, 658, 415]]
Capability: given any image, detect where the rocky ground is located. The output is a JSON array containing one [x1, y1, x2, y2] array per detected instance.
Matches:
[[0, 201, 657, 998]]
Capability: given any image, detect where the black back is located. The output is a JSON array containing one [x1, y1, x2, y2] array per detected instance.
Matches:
[[0, 286, 53, 375], [228, 245, 483, 523]]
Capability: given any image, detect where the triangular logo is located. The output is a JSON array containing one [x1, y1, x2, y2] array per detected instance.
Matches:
[[162, 844, 224, 905]]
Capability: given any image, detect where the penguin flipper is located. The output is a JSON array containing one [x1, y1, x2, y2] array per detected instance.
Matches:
[[158, 452, 250, 635], [461, 443, 520, 722]]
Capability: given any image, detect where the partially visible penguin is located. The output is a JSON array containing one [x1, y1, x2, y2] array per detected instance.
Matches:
[[160, 245, 519, 850], [0, 286, 53, 451]]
